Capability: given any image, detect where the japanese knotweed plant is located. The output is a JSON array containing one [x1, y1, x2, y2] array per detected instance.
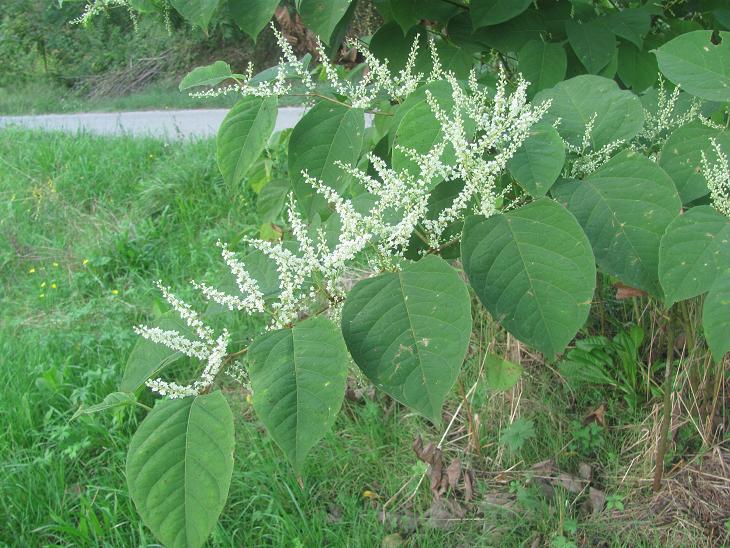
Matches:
[[87, 15, 730, 548]]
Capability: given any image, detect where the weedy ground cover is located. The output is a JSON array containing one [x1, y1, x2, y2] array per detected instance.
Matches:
[[1, 128, 725, 546], [0, 80, 238, 115]]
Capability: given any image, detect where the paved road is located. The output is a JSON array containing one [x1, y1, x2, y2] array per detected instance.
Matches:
[[0, 107, 310, 139]]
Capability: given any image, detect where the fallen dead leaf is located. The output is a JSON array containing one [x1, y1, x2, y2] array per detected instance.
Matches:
[[614, 282, 648, 300], [583, 404, 607, 427], [425, 498, 466, 529]]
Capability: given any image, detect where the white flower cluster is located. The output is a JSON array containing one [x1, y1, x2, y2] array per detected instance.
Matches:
[[193, 26, 317, 100], [639, 77, 702, 144], [134, 282, 230, 398], [192, 24, 436, 109], [71, 0, 135, 26], [565, 113, 627, 178], [135, 38, 550, 398], [307, 69, 550, 250], [701, 139, 730, 217]]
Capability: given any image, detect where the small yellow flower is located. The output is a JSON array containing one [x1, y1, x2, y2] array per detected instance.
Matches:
[[111, 289, 119, 295], [52, 262, 59, 267], [28, 267, 36, 274], [51, 283, 57, 289], [82, 259, 89, 266], [40, 282, 46, 288]]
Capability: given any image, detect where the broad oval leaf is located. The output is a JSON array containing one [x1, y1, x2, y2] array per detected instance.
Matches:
[[369, 22, 432, 74], [288, 101, 364, 220], [658, 206, 730, 306], [534, 75, 644, 151], [461, 198, 596, 359], [507, 123, 565, 197], [470, 0, 532, 28], [565, 18, 616, 74], [257, 178, 289, 223], [230, 0, 279, 40], [703, 272, 730, 362], [298, 0, 352, 44], [388, 80, 454, 149], [170, 0, 220, 30], [127, 391, 234, 548], [655, 30, 730, 103], [217, 96, 277, 185], [658, 122, 730, 204], [617, 42, 658, 92], [605, 8, 651, 49], [478, 9, 546, 53], [179, 61, 242, 91], [517, 40, 567, 98], [341, 255, 472, 423], [552, 151, 681, 298], [248, 316, 349, 471], [484, 354, 522, 392]]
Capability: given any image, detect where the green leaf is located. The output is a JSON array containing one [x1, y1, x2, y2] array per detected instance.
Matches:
[[605, 8, 651, 49], [248, 317, 349, 471], [341, 255, 472, 423], [369, 22, 432, 73], [658, 206, 730, 306], [565, 18, 616, 74], [170, 0, 221, 30], [390, 0, 420, 34], [507, 123, 565, 197], [435, 41, 475, 80], [217, 96, 277, 185], [617, 41, 658, 92], [552, 151, 681, 298], [121, 312, 193, 393], [484, 354, 522, 391], [658, 122, 730, 204], [230, 0, 280, 40], [388, 80, 454, 149], [127, 392, 234, 548], [298, 0, 352, 44], [128, 0, 161, 13], [288, 101, 364, 220], [470, 0, 532, 28], [534, 75, 644, 150], [392, 98, 460, 183], [179, 61, 242, 91], [500, 417, 534, 452], [655, 30, 730, 103], [257, 178, 289, 223], [517, 40, 567, 98], [703, 272, 730, 362], [389, 0, 458, 33], [559, 352, 615, 387], [72, 392, 137, 420], [479, 9, 546, 53], [461, 198, 596, 359]]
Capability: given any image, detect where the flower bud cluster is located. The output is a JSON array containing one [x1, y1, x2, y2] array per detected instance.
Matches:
[[701, 139, 730, 217]]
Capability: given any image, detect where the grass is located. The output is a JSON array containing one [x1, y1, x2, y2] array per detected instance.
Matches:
[[0, 128, 721, 546], [0, 80, 239, 115], [0, 79, 303, 115]]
